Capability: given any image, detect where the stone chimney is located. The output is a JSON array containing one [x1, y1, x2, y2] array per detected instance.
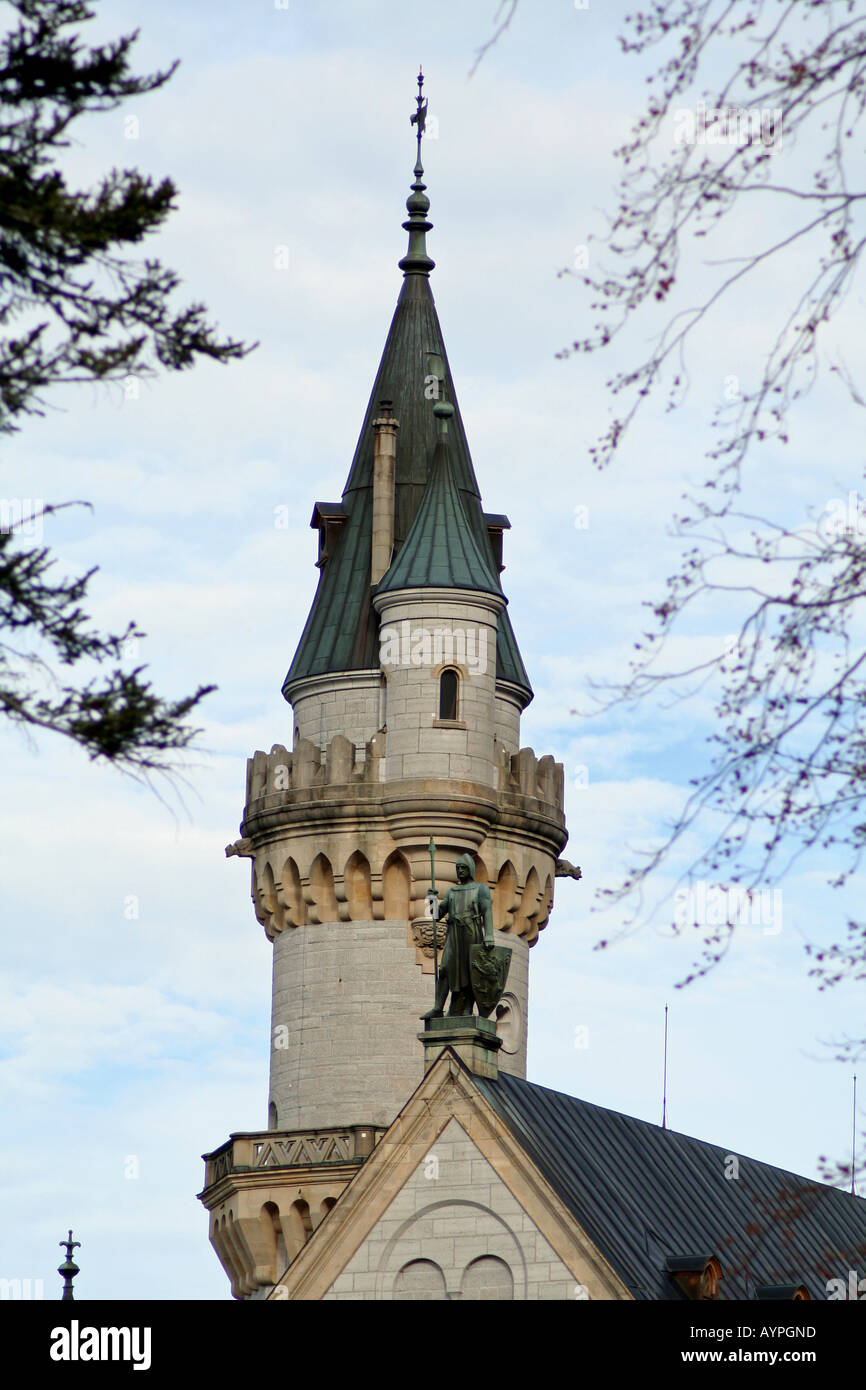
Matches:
[[371, 400, 398, 585]]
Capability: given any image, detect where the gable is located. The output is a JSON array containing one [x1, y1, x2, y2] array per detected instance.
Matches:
[[325, 1117, 579, 1299], [268, 1051, 630, 1301]]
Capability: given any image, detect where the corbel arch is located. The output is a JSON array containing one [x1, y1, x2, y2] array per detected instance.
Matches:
[[280, 856, 306, 928], [514, 866, 541, 939], [493, 860, 518, 932], [383, 850, 412, 920], [344, 850, 373, 921], [307, 854, 338, 925]]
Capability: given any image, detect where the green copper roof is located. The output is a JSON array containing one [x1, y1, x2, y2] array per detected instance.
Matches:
[[375, 404, 502, 597], [282, 81, 531, 704]]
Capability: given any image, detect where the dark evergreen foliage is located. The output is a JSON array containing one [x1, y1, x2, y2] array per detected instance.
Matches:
[[0, 1, 253, 773]]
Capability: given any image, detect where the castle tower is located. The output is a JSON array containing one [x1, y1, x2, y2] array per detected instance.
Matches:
[[200, 76, 569, 1298]]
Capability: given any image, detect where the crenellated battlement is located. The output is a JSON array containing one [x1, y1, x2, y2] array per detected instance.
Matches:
[[244, 733, 385, 806], [238, 733, 565, 819], [226, 733, 567, 953]]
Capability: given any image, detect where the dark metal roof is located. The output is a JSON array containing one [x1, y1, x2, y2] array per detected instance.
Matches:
[[282, 234, 531, 701], [374, 430, 503, 598], [475, 1070, 866, 1301], [310, 501, 345, 523]]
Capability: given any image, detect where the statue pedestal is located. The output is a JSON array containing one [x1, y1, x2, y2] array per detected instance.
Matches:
[[418, 1014, 501, 1080]]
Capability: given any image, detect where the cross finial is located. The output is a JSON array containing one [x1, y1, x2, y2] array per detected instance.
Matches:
[[60, 1229, 81, 1259], [399, 68, 435, 278], [410, 66, 427, 155], [58, 1229, 81, 1301]]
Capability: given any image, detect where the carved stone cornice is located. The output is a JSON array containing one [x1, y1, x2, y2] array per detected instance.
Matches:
[[232, 735, 569, 945], [239, 777, 566, 861], [200, 1159, 363, 1212]]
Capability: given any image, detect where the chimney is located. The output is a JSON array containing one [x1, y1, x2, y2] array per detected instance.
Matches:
[[371, 401, 398, 585]]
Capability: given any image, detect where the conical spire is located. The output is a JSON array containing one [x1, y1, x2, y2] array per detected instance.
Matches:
[[282, 75, 532, 706], [375, 401, 502, 596], [398, 68, 435, 277]]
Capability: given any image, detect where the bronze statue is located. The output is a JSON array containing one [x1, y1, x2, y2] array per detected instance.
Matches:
[[422, 852, 510, 1020]]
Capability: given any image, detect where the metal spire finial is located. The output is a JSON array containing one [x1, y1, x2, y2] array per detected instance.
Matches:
[[399, 68, 435, 277], [410, 67, 427, 160], [58, 1230, 81, 1301]]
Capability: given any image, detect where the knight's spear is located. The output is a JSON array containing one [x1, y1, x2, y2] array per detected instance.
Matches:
[[428, 836, 439, 996]]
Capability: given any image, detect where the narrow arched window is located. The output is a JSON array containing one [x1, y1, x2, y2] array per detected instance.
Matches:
[[439, 668, 459, 721]]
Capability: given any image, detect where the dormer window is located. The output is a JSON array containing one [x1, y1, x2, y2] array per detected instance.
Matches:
[[483, 512, 510, 574], [665, 1255, 723, 1300], [310, 501, 346, 569], [439, 668, 459, 721]]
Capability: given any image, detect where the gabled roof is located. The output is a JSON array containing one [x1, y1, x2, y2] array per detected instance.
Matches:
[[265, 1047, 866, 1301], [476, 1070, 866, 1301], [267, 1047, 629, 1301], [282, 133, 531, 702]]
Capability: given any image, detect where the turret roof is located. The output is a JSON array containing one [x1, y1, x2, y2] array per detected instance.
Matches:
[[374, 404, 503, 598], [283, 76, 531, 703]]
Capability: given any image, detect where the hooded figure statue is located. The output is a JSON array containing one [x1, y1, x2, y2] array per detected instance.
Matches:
[[422, 852, 499, 1020]]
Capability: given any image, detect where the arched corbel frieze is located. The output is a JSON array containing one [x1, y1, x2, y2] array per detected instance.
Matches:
[[287, 1199, 314, 1262], [343, 850, 373, 921], [280, 856, 306, 928], [514, 866, 541, 941], [535, 874, 554, 934], [306, 854, 338, 925], [493, 860, 518, 933], [253, 860, 284, 940], [383, 851, 412, 920]]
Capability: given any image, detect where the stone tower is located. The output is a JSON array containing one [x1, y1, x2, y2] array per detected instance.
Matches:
[[200, 77, 570, 1298]]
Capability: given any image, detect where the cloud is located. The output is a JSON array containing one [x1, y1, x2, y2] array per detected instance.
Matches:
[[2, 0, 864, 1300]]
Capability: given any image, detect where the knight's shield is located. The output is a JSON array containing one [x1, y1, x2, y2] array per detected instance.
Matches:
[[469, 944, 512, 1017]]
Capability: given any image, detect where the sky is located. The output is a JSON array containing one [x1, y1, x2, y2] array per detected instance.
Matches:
[[1, 0, 864, 1300]]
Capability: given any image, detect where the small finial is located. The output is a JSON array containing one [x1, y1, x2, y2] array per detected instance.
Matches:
[[399, 69, 435, 278], [58, 1230, 81, 1302], [410, 67, 427, 157]]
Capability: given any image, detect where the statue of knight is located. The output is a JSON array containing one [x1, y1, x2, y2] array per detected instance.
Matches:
[[422, 852, 511, 1021]]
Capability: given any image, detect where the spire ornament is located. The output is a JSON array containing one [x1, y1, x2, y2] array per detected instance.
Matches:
[[410, 66, 428, 151], [399, 67, 435, 277], [58, 1230, 81, 1301]]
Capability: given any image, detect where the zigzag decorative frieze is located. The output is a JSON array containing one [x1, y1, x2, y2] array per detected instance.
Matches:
[[211, 1149, 232, 1183], [202, 1127, 385, 1194], [254, 1132, 353, 1167]]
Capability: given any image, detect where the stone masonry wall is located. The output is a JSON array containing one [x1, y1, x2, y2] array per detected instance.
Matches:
[[269, 924, 528, 1131], [493, 689, 522, 758], [375, 590, 502, 785], [291, 672, 383, 753], [324, 1117, 580, 1299]]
